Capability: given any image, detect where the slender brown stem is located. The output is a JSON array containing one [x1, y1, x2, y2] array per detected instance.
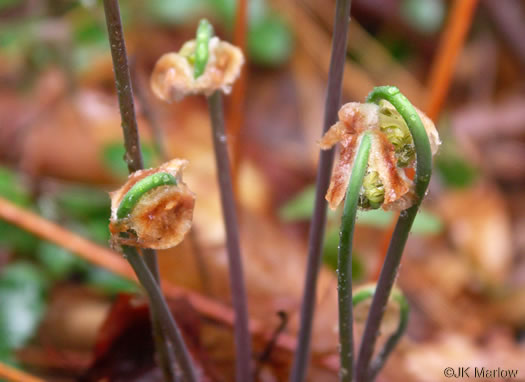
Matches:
[[425, 0, 479, 121], [289, 1, 353, 381], [125, 247, 198, 382], [207, 91, 253, 382], [355, 215, 412, 382], [144, 248, 180, 381], [102, 0, 143, 173], [102, 1, 180, 380]]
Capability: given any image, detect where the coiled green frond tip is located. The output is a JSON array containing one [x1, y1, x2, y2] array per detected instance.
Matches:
[[353, 284, 410, 379], [366, 85, 400, 102], [359, 171, 384, 209], [378, 100, 415, 167], [353, 285, 408, 313], [366, 85, 433, 201], [194, 19, 214, 79], [117, 172, 177, 220]]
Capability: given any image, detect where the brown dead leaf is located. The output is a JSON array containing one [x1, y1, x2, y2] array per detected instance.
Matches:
[[438, 185, 513, 286], [403, 332, 524, 382]]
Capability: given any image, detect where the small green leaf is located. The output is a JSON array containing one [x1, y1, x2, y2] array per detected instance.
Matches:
[[356, 208, 443, 235], [355, 209, 393, 228], [36, 242, 85, 280], [280, 184, 443, 236], [248, 14, 293, 66], [0, 262, 49, 299], [73, 18, 106, 45], [207, 0, 268, 26], [322, 227, 364, 280], [0, 167, 31, 206], [401, 0, 445, 35], [0, 346, 18, 367], [54, 186, 110, 220], [85, 268, 138, 295], [0, 263, 48, 350], [278, 186, 316, 221], [412, 209, 443, 235], [207, 0, 236, 25], [82, 218, 111, 244], [147, 0, 206, 25], [71, 42, 108, 73], [0, 167, 39, 253], [102, 142, 156, 178], [0, 0, 21, 11], [0, 27, 20, 51], [0, 221, 39, 254], [436, 143, 478, 188]]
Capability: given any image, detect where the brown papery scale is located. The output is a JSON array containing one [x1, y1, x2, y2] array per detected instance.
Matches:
[[320, 102, 440, 211], [109, 159, 195, 250], [150, 37, 244, 102]]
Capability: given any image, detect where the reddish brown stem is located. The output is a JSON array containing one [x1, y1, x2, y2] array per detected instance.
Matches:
[[102, 1, 179, 380], [208, 91, 253, 382], [289, 0, 353, 381], [425, 0, 479, 120]]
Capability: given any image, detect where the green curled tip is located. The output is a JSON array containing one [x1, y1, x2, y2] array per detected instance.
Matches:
[[352, 285, 376, 306], [116, 172, 177, 220], [194, 19, 214, 79], [352, 285, 409, 320], [356, 284, 410, 379], [366, 85, 433, 201], [360, 171, 384, 209], [378, 100, 415, 167]]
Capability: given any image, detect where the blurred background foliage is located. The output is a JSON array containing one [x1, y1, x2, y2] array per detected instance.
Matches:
[[0, 165, 136, 365]]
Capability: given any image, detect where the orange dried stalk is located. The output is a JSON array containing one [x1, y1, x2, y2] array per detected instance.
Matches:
[[151, 37, 244, 102], [320, 102, 440, 211], [109, 159, 195, 250]]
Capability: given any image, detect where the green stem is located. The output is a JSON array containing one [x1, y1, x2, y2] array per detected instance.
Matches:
[[290, 1, 353, 380], [337, 133, 372, 382], [352, 286, 410, 381], [355, 86, 432, 382], [125, 246, 198, 382], [207, 91, 253, 382]]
